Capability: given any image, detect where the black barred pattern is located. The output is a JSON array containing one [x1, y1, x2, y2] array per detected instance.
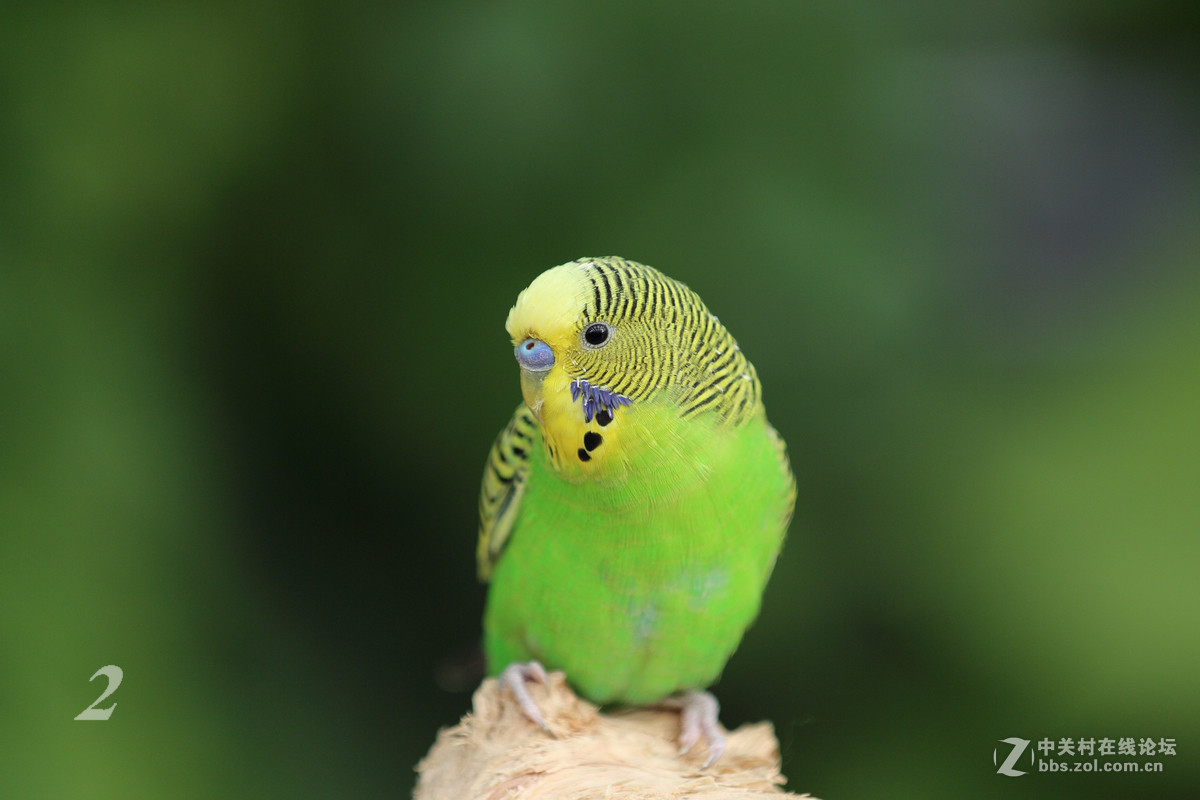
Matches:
[[572, 258, 762, 426], [476, 404, 538, 580]]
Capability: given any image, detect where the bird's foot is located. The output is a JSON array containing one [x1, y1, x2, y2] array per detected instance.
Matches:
[[661, 689, 726, 768], [498, 660, 557, 738]]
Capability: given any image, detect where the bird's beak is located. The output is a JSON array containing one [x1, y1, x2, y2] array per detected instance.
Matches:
[[514, 337, 554, 420], [519, 369, 547, 419]]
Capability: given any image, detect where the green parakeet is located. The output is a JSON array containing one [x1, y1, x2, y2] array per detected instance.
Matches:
[[477, 257, 794, 765]]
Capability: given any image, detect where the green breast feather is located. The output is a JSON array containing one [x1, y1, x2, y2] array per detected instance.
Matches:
[[478, 257, 795, 705]]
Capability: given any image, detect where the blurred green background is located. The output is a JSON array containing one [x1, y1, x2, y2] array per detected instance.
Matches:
[[2, 2, 1198, 798]]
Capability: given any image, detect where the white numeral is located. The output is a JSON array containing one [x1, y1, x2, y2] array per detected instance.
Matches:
[[74, 665, 123, 721]]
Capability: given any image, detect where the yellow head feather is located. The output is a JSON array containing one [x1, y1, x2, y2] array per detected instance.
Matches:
[[505, 261, 591, 349], [505, 257, 763, 481]]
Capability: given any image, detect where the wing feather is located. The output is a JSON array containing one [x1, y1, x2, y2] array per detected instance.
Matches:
[[767, 421, 797, 538], [476, 404, 538, 581]]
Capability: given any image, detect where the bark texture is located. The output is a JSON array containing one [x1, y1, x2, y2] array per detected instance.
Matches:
[[415, 672, 813, 800]]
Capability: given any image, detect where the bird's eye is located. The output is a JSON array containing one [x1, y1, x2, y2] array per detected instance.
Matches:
[[582, 322, 612, 348]]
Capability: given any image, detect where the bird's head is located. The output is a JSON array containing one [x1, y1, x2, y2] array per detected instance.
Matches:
[[505, 257, 661, 425], [504, 256, 760, 478]]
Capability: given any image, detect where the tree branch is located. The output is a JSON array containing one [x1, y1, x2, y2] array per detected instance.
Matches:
[[415, 672, 814, 799]]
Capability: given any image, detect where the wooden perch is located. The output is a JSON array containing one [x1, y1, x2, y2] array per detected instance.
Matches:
[[415, 672, 814, 799]]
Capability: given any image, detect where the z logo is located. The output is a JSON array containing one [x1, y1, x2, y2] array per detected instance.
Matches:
[[995, 737, 1032, 776]]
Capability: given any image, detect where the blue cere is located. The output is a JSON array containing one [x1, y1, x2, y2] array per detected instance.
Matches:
[[570, 378, 633, 423], [515, 338, 555, 371]]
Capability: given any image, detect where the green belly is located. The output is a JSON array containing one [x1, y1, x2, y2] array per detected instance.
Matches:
[[483, 409, 789, 704]]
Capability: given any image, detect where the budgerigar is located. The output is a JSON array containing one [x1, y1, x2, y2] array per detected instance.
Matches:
[[477, 257, 794, 765]]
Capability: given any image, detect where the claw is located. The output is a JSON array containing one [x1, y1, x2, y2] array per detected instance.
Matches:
[[663, 689, 726, 768], [498, 661, 557, 738]]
